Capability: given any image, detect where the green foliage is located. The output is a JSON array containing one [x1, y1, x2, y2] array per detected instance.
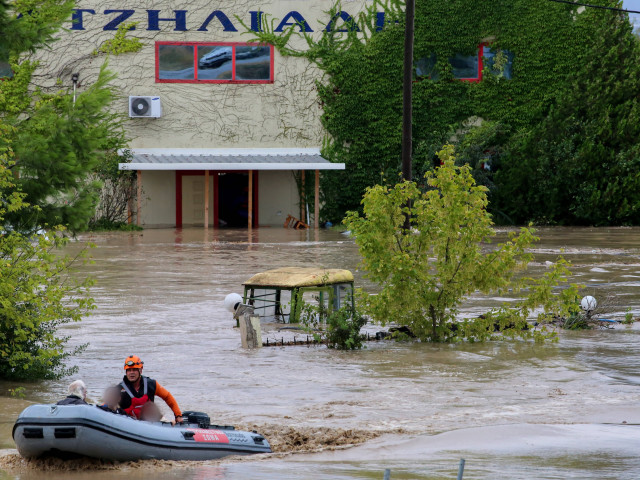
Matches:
[[1, 0, 130, 233], [469, 258, 581, 339], [8, 386, 26, 398], [0, 142, 94, 380], [326, 306, 367, 350], [300, 302, 367, 350], [344, 146, 577, 342], [623, 308, 634, 325], [0, 57, 38, 115], [562, 313, 591, 330], [0, 0, 99, 381], [97, 22, 143, 55], [4, 63, 127, 232], [0, 0, 74, 63], [494, 11, 640, 225], [248, 0, 636, 225], [87, 219, 141, 231], [0, 228, 94, 380]]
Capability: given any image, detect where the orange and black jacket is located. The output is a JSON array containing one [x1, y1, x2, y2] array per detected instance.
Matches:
[[120, 375, 182, 418]]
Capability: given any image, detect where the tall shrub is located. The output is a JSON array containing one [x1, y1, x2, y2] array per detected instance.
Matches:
[[344, 146, 579, 342], [494, 10, 640, 225]]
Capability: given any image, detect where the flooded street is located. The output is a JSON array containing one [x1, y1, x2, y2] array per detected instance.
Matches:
[[1, 227, 640, 479]]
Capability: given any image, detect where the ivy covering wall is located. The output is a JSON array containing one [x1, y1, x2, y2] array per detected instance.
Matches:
[[251, 0, 639, 225]]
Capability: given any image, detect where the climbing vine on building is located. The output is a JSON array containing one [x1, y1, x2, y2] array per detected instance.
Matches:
[[248, 0, 636, 224], [96, 22, 143, 56]]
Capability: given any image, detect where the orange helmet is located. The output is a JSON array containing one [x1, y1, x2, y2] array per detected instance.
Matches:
[[124, 355, 144, 370]]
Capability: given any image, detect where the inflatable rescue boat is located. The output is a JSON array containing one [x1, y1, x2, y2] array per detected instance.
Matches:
[[13, 404, 271, 461]]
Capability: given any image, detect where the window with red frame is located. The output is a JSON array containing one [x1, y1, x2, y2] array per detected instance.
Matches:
[[156, 42, 274, 84], [450, 45, 483, 82], [415, 45, 513, 83]]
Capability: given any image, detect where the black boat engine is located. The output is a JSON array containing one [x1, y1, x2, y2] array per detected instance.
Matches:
[[182, 411, 211, 428]]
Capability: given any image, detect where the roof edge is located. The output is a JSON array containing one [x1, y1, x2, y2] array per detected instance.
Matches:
[[118, 147, 322, 157], [119, 162, 345, 171]]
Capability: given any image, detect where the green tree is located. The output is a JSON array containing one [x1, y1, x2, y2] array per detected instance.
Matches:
[[1, 0, 127, 232], [0, 126, 94, 380], [494, 11, 640, 225], [344, 146, 578, 342]]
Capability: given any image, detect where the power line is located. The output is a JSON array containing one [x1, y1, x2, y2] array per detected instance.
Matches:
[[547, 0, 640, 14]]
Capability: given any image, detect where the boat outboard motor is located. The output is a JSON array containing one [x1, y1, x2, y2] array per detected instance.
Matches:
[[182, 411, 211, 428]]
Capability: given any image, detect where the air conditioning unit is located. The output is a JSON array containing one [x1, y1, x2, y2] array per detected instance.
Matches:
[[129, 96, 162, 118]]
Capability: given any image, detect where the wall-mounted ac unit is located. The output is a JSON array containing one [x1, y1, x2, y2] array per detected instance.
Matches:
[[129, 96, 162, 118]]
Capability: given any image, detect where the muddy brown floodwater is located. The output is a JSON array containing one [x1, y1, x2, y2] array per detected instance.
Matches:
[[1, 227, 640, 479]]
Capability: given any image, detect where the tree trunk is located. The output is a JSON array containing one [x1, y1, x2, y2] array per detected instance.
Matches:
[[429, 305, 438, 341]]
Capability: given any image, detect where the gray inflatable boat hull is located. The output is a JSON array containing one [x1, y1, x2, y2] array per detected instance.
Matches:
[[13, 404, 271, 461]]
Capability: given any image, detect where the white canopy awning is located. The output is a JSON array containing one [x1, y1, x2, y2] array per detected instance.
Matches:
[[118, 148, 345, 171]]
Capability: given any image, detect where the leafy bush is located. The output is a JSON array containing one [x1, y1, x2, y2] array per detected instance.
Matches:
[[87, 218, 142, 231], [0, 229, 94, 380], [89, 149, 138, 229], [299, 297, 367, 350], [344, 146, 580, 342], [325, 306, 367, 350]]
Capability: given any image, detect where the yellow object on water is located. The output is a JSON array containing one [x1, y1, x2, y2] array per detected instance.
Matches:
[[243, 267, 354, 288]]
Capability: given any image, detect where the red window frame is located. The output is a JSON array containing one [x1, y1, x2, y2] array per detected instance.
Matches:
[[155, 42, 274, 84], [455, 44, 485, 83]]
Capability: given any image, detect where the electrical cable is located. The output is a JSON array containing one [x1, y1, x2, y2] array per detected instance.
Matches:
[[546, 0, 640, 14]]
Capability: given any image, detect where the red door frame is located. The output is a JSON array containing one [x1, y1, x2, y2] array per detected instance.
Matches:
[[175, 170, 258, 228]]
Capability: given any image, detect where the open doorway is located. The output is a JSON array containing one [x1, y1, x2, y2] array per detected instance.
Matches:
[[217, 172, 258, 227]]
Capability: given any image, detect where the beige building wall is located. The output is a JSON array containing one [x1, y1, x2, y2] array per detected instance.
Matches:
[[32, 0, 366, 226], [33, 0, 372, 150]]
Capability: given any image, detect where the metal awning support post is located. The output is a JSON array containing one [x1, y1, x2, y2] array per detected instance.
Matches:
[[314, 169, 319, 229], [136, 170, 142, 226], [301, 170, 306, 223], [204, 170, 209, 229], [248, 170, 253, 229]]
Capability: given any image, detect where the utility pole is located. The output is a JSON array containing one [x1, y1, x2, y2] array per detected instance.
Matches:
[[401, 0, 415, 231], [401, 0, 415, 183]]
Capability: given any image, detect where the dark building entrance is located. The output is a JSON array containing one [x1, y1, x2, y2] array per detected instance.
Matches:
[[174, 170, 259, 228], [218, 173, 250, 227]]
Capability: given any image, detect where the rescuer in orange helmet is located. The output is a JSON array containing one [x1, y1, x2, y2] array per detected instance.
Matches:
[[120, 355, 183, 423]]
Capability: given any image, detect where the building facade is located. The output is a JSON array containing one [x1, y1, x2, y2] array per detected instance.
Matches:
[[33, 0, 376, 227]]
